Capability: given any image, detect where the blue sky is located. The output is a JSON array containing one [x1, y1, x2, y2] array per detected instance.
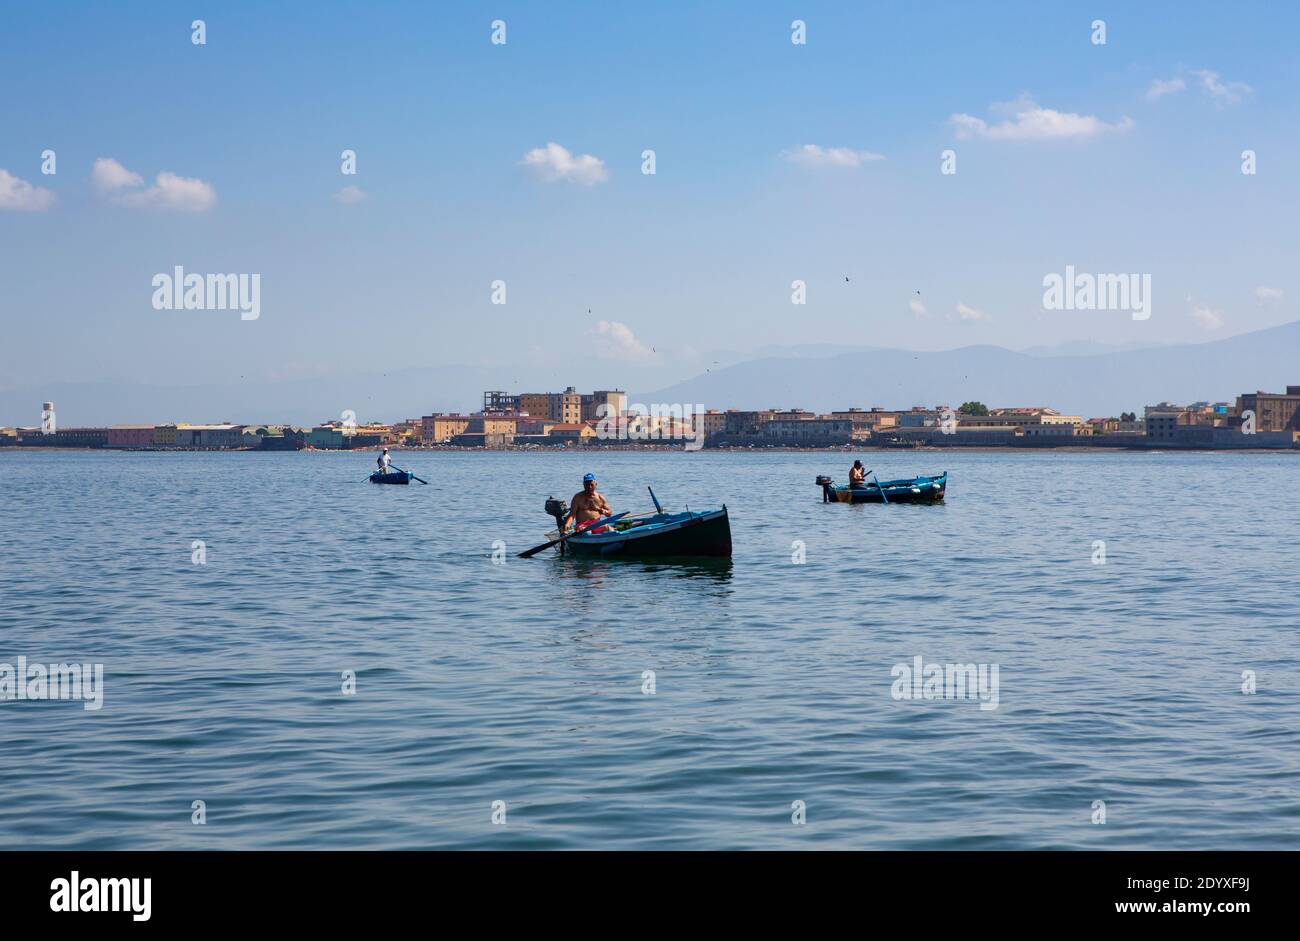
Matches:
[[2, 0, 1297, 396]]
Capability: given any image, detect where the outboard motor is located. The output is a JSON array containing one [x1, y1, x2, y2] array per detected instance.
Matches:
[[544, 497, 569, 554], [545, 497, 569, 530], [815, 475, 834, 502]]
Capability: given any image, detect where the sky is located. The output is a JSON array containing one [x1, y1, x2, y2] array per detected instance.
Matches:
[[1, 1, 1297, 404]]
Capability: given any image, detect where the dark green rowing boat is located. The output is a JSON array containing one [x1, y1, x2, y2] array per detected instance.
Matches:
[[542, 491, 732, 558]]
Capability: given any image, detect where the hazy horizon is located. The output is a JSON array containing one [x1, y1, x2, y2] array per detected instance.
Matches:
[[3, 1, 1298, 412]]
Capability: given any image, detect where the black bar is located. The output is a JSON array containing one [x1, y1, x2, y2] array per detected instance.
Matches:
[[0, 851, 1273, 926]]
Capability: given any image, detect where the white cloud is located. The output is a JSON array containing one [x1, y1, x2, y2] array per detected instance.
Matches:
[[519, 142, 609, 185], [950, 95, 1134, 141], [784, 144, 885, 168], [334, 185, 367, 204], [91, 157, 144, 192], [1255, 286, 1284, 302], [0, 168, 56, 211], [1192, 69, 1252, 106], [93, 157, 216, 211], [588, 320, 656, 361], [1145, 77, 1186, 100], [1190, 302, 1223, 330], [950, 302, 988, 322], [908, 298, 928, 318]]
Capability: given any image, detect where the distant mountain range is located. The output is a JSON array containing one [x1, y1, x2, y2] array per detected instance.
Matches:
[[635, 321, 1300, 417], [2, 322, 1295, 426]]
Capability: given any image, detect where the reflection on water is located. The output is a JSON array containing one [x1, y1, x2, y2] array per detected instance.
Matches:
[[555, 555, 735, 582]]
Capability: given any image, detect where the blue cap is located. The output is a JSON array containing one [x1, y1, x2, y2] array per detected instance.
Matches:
[[583, 473, 596, 482]]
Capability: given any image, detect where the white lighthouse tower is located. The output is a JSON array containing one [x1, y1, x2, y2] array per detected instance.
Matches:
[[41, 401, 56, 434]]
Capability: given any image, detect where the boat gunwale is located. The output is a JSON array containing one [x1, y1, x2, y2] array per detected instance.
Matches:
[[565, 507, 729, 544]]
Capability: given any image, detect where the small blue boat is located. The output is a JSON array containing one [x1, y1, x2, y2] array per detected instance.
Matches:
[[818, 471, 947, 504], [369, 471, 410, 485]]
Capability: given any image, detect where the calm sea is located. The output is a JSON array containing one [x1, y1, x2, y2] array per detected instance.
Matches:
[[2, 448, 1297, 849]]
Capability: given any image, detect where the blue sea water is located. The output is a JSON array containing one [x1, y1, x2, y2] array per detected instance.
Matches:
[[1, 448, 1297, 849]]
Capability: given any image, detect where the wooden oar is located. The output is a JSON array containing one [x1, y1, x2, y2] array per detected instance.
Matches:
[[390, 464, 428, 484], [518, 511, 630, 558], [872, 471, 889, 504], [648, 486, 663, 514]]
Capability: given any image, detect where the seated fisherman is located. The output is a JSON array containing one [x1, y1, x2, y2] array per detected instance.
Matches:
[[563, 473, 613, 533]]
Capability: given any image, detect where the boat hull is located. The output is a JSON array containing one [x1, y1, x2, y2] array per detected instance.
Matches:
[[369, 471, 410, 485], [563, 507, 732, 558], [821, 472, 946, 504]]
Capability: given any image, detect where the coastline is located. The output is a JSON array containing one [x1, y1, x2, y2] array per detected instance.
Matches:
[[3, 444, 1296, 455]]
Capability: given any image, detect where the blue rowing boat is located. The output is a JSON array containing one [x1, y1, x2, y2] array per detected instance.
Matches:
[[817, 471, 947, 504], [369, 471, 410, 485]]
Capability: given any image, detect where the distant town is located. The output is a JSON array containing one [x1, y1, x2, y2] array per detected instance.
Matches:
[[4, 383, 1300, 451]]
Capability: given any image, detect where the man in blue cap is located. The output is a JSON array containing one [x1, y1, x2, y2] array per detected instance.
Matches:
[[563, 472, 614, 534]]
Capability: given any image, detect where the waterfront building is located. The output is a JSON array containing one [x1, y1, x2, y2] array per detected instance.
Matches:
[[255, 426, 307, 450], [517, 393, 551, 419], [174, 424, 244, 448], [722, 409, 781, 436], [828, 407, 899, 430], [107, 424, 156, 447], [546, 422, 597, 442], [154, 424, 180, 446], [960, 408, 1084, 435], [390, 419, 423, 445], [512, 387, 584, 424], [884, 424, 1024, 446], [1144, 403, 1199, 441], [450, 432, 511, 448], [698, 409, 727, 441], [468, 415, 518, 436], [308, 425, 345, 449], [48, 427, 110, 447], [1021, 421, 1085, 437], [482, 391, 521, 414], [763, 418, 861, 445], [1234, 386, 1300, 433], [420, 414, 472, 445], [581, 390, 627, 421], [550, 387, 583, 424], [899, 407, 943, 427]]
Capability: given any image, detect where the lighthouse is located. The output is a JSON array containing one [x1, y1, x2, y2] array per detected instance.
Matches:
[[41, 401, 56, 434]]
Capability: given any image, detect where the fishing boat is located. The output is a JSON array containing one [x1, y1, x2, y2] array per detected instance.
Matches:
[[369, 470, 410, 485], [817, 471, 947, 504], [540, 489, 732, 558]]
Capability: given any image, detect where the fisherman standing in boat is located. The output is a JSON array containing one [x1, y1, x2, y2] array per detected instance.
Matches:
[[377, 447, 392, 476], [849, 460, 867, 488], [563, 473, 613, 534]]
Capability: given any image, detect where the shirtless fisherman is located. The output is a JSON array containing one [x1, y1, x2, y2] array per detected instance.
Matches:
[[563, 473, 614, 534]]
